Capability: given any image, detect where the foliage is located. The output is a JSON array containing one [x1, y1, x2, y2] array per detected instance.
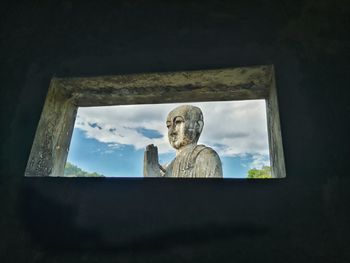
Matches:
[[247, 166, 272, 179], [64, 162, 104, 177]]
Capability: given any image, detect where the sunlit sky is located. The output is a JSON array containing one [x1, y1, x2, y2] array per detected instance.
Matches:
[[66, 100, 271, 178]]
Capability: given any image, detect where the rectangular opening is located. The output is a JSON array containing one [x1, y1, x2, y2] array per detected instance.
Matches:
[[25, 65, 286, 178], [65, 100, 272, 178]]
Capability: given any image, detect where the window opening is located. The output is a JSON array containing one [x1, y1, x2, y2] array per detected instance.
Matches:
[[25, 65, 285, 178], [65, 100, 271, 178]]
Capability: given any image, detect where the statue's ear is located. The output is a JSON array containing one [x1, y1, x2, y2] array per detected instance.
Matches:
[[196, 120, 204, 134]]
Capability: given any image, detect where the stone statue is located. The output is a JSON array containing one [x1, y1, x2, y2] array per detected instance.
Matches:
[[144, 105, 223, 178]]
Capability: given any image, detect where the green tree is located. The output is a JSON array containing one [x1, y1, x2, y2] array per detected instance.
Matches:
[[64, 162, 104, 177], [247, 166, 272, 179]]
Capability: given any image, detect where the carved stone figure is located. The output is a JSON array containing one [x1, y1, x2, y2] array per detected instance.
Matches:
[[144, 105, 223, 178]]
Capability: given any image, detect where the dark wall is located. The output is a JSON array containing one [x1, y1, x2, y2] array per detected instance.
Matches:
[[1, 1, 349, 262]]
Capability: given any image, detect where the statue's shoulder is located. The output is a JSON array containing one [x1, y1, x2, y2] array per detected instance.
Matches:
[[192, 144, 220, 162], [192, 145, 223, 178], [196, 144, 219, 154]]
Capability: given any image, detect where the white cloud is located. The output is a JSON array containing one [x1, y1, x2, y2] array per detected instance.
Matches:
[[248, 153, 271, 169], [74, 100, 270, 159]]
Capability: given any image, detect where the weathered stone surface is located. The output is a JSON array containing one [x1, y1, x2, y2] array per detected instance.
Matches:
[[25, 79, 77, 177], [56, 66, 272, 106], [144, 105, 223, 178], [143, 144, 161, 177]]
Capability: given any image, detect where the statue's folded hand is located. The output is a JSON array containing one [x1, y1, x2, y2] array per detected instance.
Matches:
[[143, 144, 161, 177]]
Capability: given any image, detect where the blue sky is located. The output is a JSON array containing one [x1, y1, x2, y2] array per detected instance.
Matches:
[[66, 100, 271, 178]]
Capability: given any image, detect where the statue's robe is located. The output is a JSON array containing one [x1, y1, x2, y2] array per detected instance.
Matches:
[[164, 144, 223, 178]]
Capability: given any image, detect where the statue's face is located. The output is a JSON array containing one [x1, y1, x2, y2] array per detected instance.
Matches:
[[166, 105, 203, 150]]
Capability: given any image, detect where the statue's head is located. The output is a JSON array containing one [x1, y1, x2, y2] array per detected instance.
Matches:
[[166, 105, 204, 150]]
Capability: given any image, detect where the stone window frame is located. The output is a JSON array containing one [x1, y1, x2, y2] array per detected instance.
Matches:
[[25, 65, 286, 178]]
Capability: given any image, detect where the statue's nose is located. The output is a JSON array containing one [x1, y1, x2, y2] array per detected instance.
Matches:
[[169, 127, 177, 135]]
